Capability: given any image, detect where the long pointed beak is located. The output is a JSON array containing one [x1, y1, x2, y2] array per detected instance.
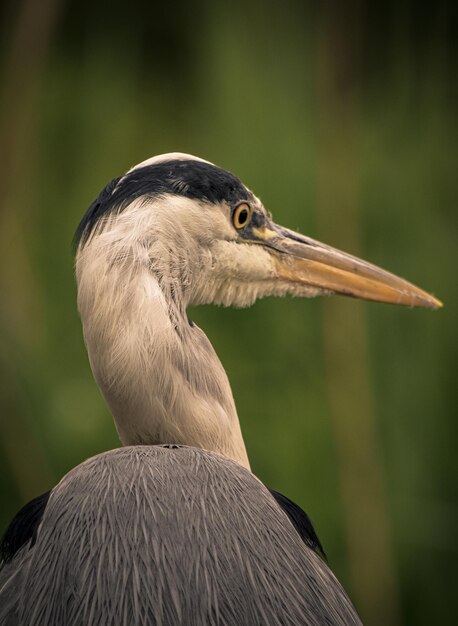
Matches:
[[254, 224, 442, 309]]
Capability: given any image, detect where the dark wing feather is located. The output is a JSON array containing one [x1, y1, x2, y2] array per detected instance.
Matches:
[[1, 491, 51, 563], [269, 488, 326, 559]]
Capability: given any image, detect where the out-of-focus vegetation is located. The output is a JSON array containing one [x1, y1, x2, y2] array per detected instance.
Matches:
[[0, 1, 456, 624]]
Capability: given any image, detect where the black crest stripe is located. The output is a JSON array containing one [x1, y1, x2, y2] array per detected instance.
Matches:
[[74, 159, 253, 248]]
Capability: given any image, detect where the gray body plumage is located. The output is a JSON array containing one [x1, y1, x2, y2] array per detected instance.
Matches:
[[0, 446, 360, 626]]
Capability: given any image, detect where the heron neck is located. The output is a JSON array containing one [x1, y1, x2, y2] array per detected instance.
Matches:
[[76, 251, 250, 470]]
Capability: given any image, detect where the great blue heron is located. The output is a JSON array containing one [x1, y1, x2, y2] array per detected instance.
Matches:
[[0, 153, 441, 625]]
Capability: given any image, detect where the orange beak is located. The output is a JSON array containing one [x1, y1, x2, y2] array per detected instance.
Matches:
[[258, 224, 442, 309]]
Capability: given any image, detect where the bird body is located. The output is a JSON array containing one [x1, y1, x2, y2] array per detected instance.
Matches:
[[1, 446, 361, 625], [0, 153, 440, 624]]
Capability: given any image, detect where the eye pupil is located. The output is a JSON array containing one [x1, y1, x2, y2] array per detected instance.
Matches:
[[233, 203, 251, 229]]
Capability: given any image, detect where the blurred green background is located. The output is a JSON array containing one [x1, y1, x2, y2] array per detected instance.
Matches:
[[0, 0, 456, 624]]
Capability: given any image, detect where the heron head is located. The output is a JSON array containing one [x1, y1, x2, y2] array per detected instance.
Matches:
[[75, 152, 441, 312]]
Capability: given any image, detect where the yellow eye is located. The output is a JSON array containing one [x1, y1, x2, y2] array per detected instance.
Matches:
[[232, 203, 252, 229]]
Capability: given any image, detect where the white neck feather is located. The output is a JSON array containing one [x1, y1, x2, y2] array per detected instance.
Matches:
[[76, 198, 250, 469]]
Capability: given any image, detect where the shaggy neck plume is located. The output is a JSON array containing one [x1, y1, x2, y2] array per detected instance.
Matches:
[[76, 201, 250, 469]]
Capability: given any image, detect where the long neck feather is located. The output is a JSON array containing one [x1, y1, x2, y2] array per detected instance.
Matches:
[[75, 201, 250, 469]]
